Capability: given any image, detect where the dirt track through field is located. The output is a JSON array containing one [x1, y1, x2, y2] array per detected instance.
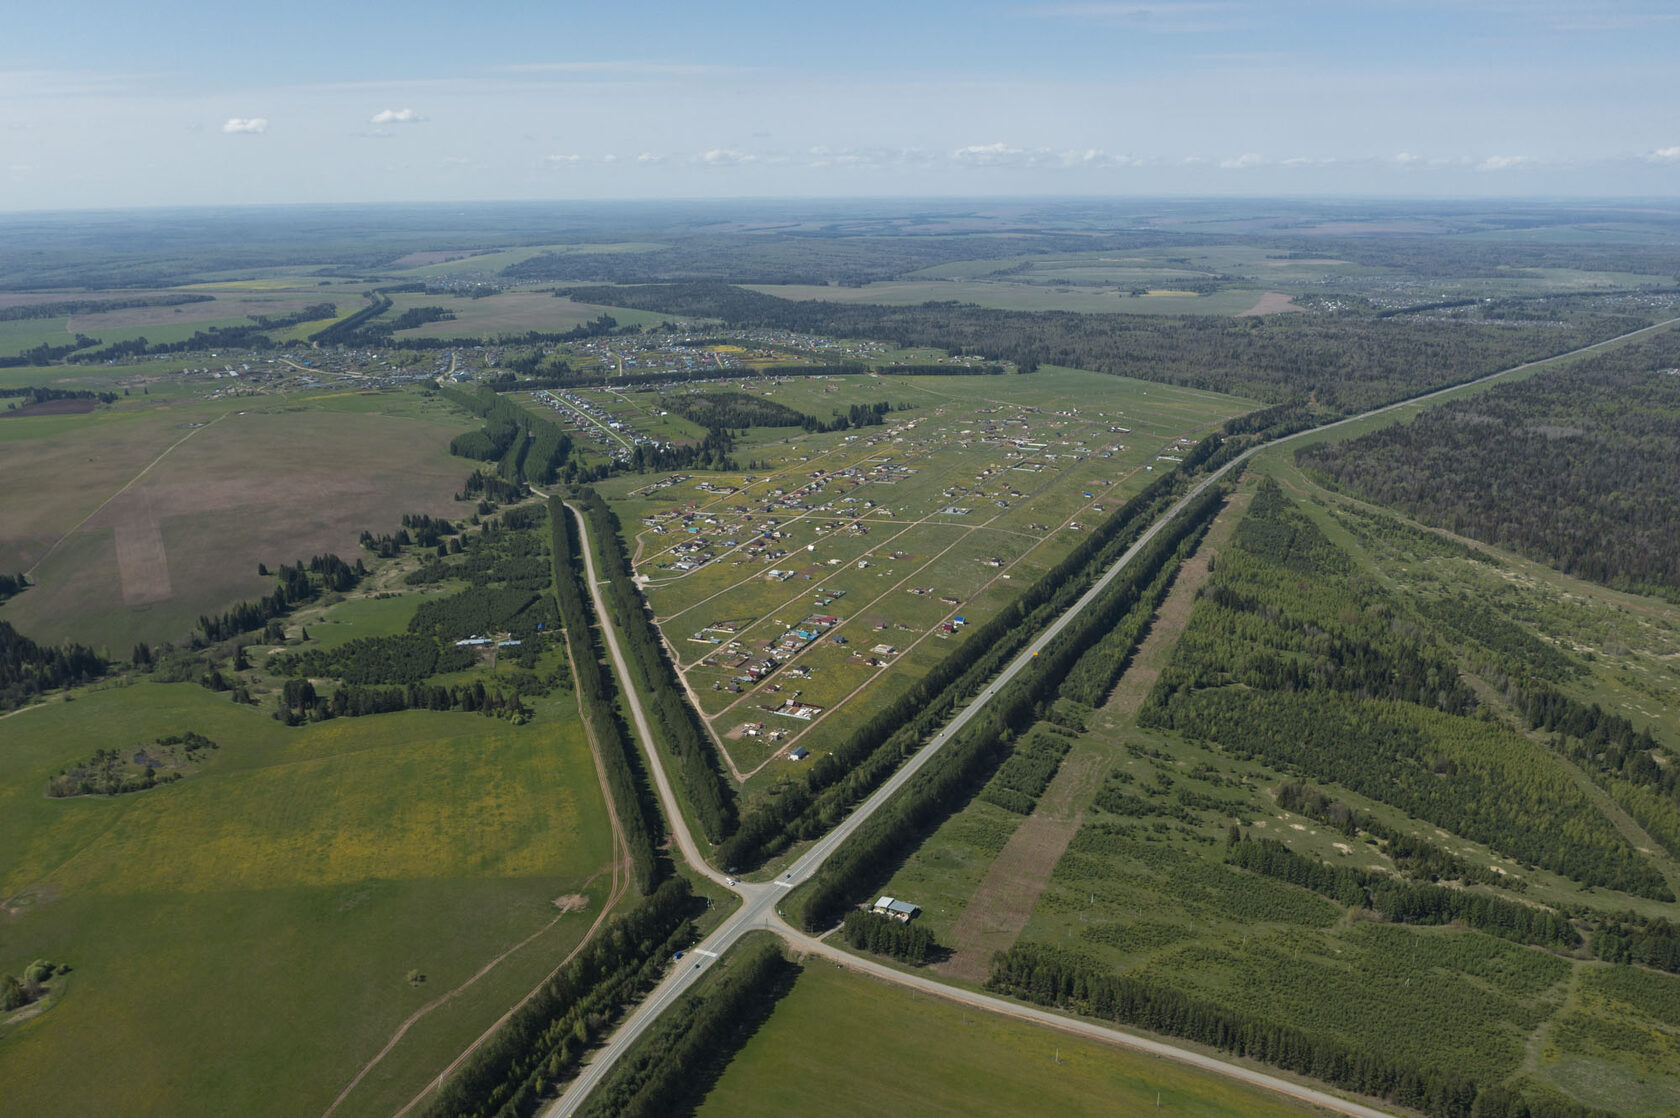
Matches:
[[1237, 291, 1303, 317], [326, 643, 633, 1118], [1104, 483, 1252, 715], [23, 411, 228, 578], [111, 490, 173, 605], [938, 746, 1107, 982], [938, 482, 1253, 982]]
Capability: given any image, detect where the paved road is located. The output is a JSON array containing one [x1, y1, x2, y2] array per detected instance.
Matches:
[[545, 483, 1396, 1117], [541, 312, 1680, 1118]]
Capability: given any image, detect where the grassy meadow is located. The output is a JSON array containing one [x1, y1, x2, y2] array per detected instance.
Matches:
[[0, 682, 614, 1118], [695, 957, 1325, 1118]]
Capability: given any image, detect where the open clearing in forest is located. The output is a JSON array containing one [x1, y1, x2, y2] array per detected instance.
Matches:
[[1237, 291, 1304, 316]]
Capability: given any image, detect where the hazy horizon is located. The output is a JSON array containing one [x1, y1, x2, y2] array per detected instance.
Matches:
[[5, 0, 1678, 211]]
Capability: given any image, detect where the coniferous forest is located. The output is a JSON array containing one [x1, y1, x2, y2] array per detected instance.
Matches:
[[1300, 332, 1680, 599]]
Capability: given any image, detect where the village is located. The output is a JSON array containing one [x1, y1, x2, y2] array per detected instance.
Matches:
[[574, 366, 1237, 783]]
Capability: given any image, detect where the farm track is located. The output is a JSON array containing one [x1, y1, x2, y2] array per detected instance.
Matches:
[[939, 481, 1252, 980], [325, 645, 633, 1118]]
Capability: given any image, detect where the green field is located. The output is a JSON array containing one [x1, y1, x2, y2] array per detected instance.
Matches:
[[0, 682, 615, 1118], [696, 957, 1323, 1118], [0, 388, 477, 647], [386, 292, 675, 339]]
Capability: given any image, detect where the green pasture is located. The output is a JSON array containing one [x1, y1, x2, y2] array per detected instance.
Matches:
[[0, 682, 614, 1118], [696, 957, 1324, 1118], [303, 592, 429, 650]]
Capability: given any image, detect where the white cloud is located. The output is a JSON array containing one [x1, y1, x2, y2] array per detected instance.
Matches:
[[636, 151, 665, 164], [1064, 148, 1138, 167], [696, 148, 755, 165], [949, 143, 1141, 170], [370, 108, 424, 124], [1648, 145, 1680, 162], [602, 153, 618, 163], [222, 117, 268, 134], [1476, 153, 1530, 171], [952, 142, 1025, 165], [543, 153, 582, 165], [1219, 152, 1265, 169]]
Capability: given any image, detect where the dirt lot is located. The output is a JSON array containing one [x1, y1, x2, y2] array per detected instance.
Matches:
[[1236, 291, 1303, 317]]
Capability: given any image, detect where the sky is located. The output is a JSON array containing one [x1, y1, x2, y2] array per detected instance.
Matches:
[[3, 0, 1678, 210]]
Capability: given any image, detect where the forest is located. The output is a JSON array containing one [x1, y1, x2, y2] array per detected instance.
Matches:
[[987, 943, 1604, 1118], [439, 384, 579, 486], [1300, 330, 1680, 598], [1225, 834, 1579, 948], [572, 489, 737, 843], [0, 619, 107, 710], [198, 554, 362, 642], [839, 911, 939, 964], [561, 283, 1650, 411], [1141, 480, 1671, 899], [657, 390, 893, 436], [46, 732, 219, 797]]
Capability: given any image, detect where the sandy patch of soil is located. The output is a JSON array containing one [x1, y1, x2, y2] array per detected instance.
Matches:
[[1237, 291, 1304, 317]]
